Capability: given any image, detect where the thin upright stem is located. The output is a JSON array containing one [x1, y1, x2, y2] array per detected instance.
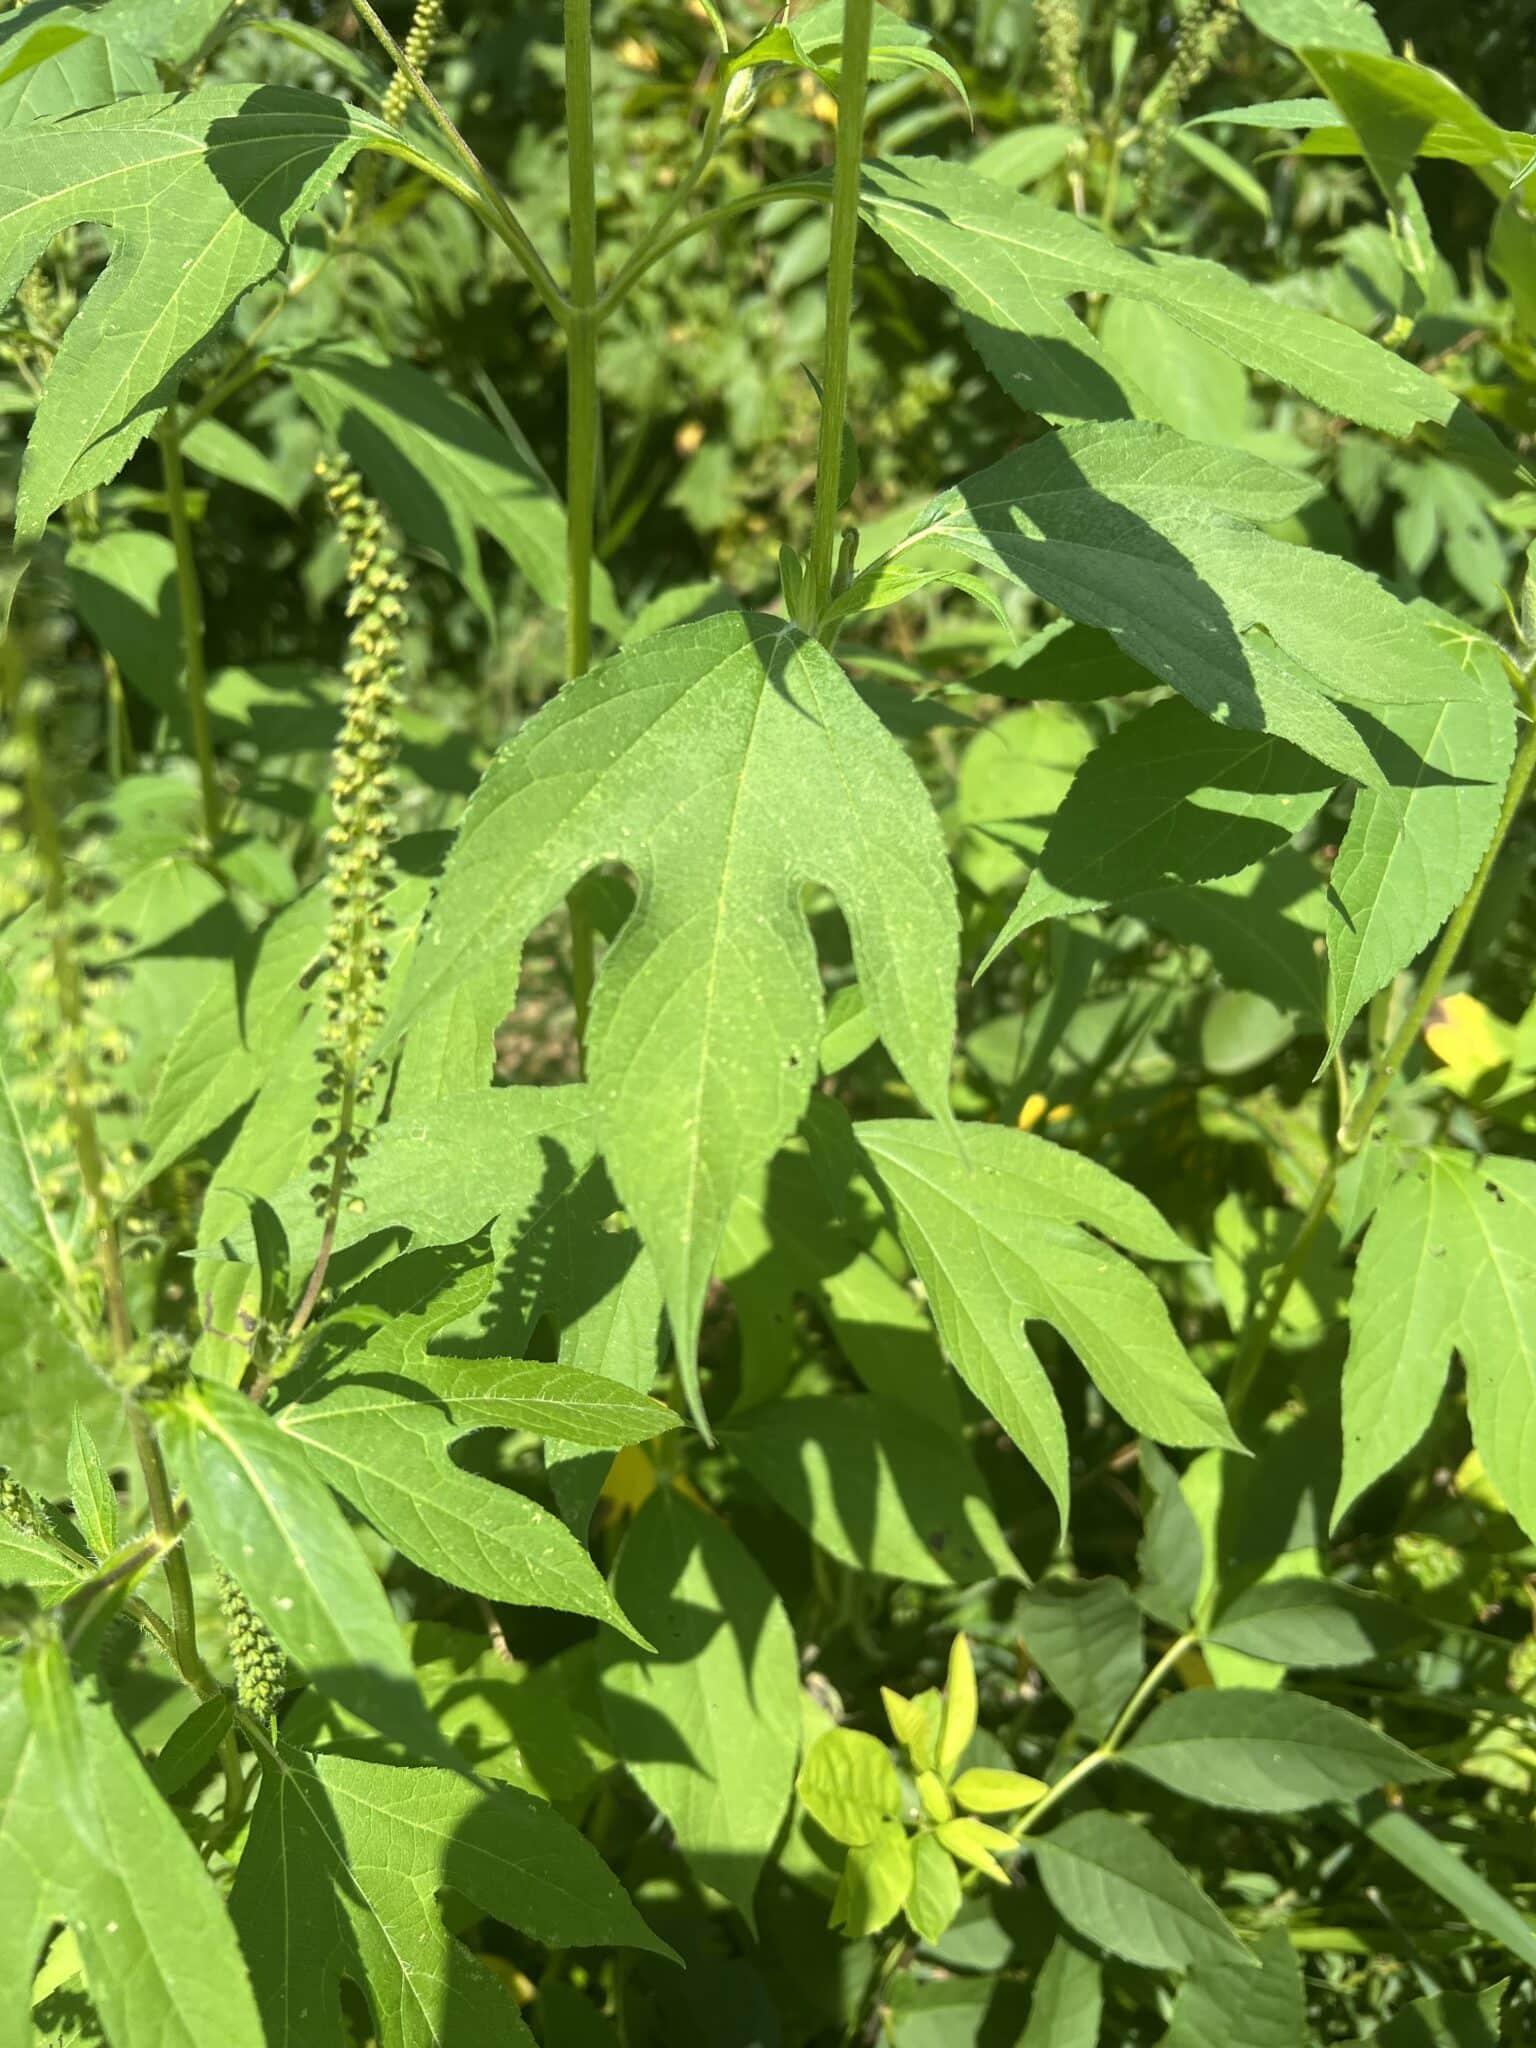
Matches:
[[128, 1407, 218, 1701], [158, 415, 221, 849], [1227, 702, 1536, 1424], [600, 76, 731, 315], [1014, 1631, 1197, 1841], [564, 0, 600, 682], [350, 0, 570, 324], [562, 0, 602, 1057], [806, 0, 876, 625]]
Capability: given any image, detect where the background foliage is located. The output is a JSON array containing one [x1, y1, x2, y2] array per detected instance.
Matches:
[[4, 1, 1536, 2045]]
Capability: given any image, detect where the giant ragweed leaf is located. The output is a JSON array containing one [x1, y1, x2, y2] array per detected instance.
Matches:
[[1336, 1153, 1536, 1536], [0, 1675, 264, 2048], [598, 1487, 802, 1930], [857, 1121, 1237, 1523], [291, 343, 620, 627], [1322, 615, 1518, 1057], [858, 154, 1467, 434], [391, 613, 959, 1425], [0, 1, 156, 130], [0, 85, 388, 534], [272, 1294, 655, 1644], [230, 1743, 668, 2048], [888, 422, 1480, 784], [987, 695, 1338, 961]]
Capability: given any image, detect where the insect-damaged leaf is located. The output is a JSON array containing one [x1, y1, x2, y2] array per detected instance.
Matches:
[[389, 613, 958, 1429], [858, 1120, 1235, 1525], [0, 86, 392, 535]]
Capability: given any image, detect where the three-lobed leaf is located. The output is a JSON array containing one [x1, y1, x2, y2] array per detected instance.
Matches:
[[858, 1119, 1235, 1523], [0, 86, 390, 534], [389, 612, 959, 1428]]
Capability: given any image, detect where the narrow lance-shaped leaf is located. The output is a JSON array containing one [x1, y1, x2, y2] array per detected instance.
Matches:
[[0, 85, 392, 534], [858, 1120, 1235, 1525], [387, 613, 959, 1428]]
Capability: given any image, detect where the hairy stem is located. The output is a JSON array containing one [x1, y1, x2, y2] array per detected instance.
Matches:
[[1227, 701, 1536, 1424], [127, 1406, 217, 1701], [158, 414, 221, 849], [806, 0, 876, 625]]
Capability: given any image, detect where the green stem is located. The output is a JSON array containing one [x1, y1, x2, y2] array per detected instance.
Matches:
[[563, 0, 602, 1056], [564, 0, 599, 681], [349, 0, 569, 325], [594, 180, 830, 320], [599, 76, 731, 315], [127, 1406, 217, 1702], [1227, 702, 1536, 1425], [806, 0, 876, 626], [158, 415, 221, 849], [1015, 1631, 1197, 1841]]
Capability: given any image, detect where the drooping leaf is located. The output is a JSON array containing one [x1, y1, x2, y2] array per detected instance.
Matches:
[[229, 1742, 668, 2048], [857, 1119, 1234, 1524], [0, 85, 391, 535], [892, 423, 1479, 788], [1336, 1153, 1536, 1536], [1122, 1687, 1443, 1811], [1017, 1577, 1145, 1739], [389, 613, 959, 1428], [723, 1394, 1022, 1585], [1240, 0, 1389, 59], [1031, 1809, 1251, 1971], [906, 1832, 964, 1944], [598, 1486, 801, 1929], [291, 344, 618, 627], [1323, 619, 1518, 1057], [830, 1819, 915, 1937], [159, 1382, 450, 1760], [858, 153, 1464, 433], [992, 695, 1336, 952], [0, 1673, 265, 2048]]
